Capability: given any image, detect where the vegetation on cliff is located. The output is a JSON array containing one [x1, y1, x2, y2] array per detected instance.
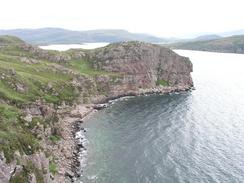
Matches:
[[0, 35, 121, 182], [0, 35, 193, 182]]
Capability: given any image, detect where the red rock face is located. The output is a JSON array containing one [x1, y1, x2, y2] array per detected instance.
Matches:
[[89, 41, 193, 94]]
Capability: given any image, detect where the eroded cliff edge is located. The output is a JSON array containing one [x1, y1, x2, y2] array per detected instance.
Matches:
[[88, 41, 193, 99], [0, 36, 193, 183]]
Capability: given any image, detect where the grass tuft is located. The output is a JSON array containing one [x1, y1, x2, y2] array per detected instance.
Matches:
[[156, 79, 169, 86]]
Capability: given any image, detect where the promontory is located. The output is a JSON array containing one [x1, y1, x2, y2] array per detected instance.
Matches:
[[0, 36, 193, 183]]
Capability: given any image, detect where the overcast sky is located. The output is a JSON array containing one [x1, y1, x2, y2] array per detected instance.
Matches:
[[0, 0, 243, 38]]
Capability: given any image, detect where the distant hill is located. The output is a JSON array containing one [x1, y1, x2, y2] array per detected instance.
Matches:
[[1, 27, 244, 51], [170, 35, 244, 54], [0, 28, 169, 45], [219, 30, 244, 37], [193, 34, 222, 41]]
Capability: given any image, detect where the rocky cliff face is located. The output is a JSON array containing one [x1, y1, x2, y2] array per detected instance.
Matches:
[[0, 36, 193, 183], [88, 41, 193, 98]]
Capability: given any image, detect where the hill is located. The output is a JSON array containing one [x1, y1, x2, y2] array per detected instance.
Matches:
[[0, 28, 168, 45], [220, 30, 244, 37], [193, 34, 222, 41], [170, 35, 244, 54], [0, 35, 193, 182]]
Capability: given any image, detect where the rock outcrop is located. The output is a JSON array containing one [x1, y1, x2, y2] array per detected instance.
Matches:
[[88, 41, 193, 99]]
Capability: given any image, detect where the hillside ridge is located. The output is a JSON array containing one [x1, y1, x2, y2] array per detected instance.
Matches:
[[170, 35, 244, 54], [0, 28, 167, 45]]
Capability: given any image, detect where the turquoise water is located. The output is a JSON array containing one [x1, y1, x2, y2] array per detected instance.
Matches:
[[80, 50, 244, 183]]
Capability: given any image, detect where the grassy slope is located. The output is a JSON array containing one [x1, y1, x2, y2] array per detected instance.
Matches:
[[170, 35, 244, 54], [0, 36, 116, 165]]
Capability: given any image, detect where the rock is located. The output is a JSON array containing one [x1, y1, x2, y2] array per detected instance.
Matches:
[[22, 103, 55, 119], [20, 57, 40, 64], [23, 114, 33, 123], [87, 41, 193, 98], [39, 105, 55, 118], [65, 170, 75, 178], [77, 143, 84, 148], [75, 120, 83, 124], [21, 152, 51, 182], [47, 82, 53, 90], [72, 176, 77, 182], [28, 173, 37, 183], [14, 165, 23, 176], [9, 69, 16, 76], [58, 169, 65, 175], [23, 105, 42, 116], [0, 152, 17, 183], [94, 103, 108, 110], [70, 105, 92, 118], [15, 83, 25, 93], [50, 174, 54, 180]]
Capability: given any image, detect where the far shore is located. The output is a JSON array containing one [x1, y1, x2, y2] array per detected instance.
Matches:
[[39, 42, 109, 51]]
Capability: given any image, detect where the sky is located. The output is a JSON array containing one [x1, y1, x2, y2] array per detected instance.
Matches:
[[0, 0, 243, 38]]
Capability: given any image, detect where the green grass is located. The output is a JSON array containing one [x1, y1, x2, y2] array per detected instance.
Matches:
[[0, 50, 82, 161], [0, 54, 78, 105], [0, 36, 121, 165], [156, 79, 169, 86], [0, 81, 28, 103], [49, 161, 58, 175], [0, 41, 112, 162], [0, 36, 24, 45], [49, 135, 61, 143], [0, 55, 71, 82], [0, 104, 39, 163], [68, 59, 119, 76], [0, 50, 119, 105], [0, 104, 20, 124]]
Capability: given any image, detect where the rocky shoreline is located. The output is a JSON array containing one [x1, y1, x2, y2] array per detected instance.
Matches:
[[52, 105, 95, 183], [0, 85, 193, 183], [66, 84, 193, 182]]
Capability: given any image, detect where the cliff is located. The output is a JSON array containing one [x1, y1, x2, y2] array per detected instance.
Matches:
[[0, 36, 193, 182], [89, 41, 193, 89]]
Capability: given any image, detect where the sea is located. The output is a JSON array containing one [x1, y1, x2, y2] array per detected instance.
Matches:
[[81, 50, 244, 183], [40, 44, 244, 183]]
